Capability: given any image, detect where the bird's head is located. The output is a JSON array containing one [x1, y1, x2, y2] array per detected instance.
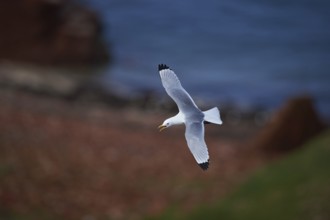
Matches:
[[158, 119, 173, 131]]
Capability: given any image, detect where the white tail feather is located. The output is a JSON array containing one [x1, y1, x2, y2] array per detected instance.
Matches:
[[203, 107, 222, 125]]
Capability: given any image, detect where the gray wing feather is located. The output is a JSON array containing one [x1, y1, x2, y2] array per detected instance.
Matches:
[[159, 68, 200, 114], [185, 122, 209, 165]]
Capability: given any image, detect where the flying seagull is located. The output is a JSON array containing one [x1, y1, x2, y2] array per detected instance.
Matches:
[[158, 64, 222, 170]]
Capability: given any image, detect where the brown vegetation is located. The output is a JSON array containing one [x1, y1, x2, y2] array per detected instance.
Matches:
[[0, 89, 261, 219], [0, 89, 326, 220]]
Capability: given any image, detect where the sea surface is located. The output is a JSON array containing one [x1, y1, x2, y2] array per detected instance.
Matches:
[[84, 0, 330, 118]]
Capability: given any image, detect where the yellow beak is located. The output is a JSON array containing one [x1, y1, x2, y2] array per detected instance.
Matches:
[[158, 124, 167, 132]]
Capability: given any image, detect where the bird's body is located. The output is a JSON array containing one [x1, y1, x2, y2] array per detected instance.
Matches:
[[158, 64, 222, 170]]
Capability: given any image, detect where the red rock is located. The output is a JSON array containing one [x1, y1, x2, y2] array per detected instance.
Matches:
[[250, 96, 326, 154], [0, 0, 109, 66]]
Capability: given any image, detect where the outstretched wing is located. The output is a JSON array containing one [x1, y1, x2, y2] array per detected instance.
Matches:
[[158, 64, 200, 115], [185, 121, 209, 170]]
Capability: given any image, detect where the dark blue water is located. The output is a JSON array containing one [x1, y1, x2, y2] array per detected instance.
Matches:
[[84, 0, 330, 118]]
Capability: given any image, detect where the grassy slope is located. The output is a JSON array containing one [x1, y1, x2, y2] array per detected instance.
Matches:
[[152, 130, 330, 220], [1, 122, 329, 220]]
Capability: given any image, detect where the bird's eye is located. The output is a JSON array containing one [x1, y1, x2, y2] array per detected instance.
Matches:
[[166, 123, 170, 126]]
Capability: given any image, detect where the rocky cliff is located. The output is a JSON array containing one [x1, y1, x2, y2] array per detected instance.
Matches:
[[0, 0, 109, 66]]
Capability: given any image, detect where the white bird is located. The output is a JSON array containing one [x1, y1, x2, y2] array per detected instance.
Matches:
[[158, 64, 222, 170]]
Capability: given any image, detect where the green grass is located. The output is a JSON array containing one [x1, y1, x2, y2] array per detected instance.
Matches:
[[2, 210, 62, 220], [150, 130, 330, 220]]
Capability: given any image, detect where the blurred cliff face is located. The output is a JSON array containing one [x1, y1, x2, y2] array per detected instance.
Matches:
[[0, 0, 109, 66]]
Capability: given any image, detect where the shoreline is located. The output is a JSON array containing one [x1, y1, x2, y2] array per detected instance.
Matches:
[[0, 61, 287, 127]]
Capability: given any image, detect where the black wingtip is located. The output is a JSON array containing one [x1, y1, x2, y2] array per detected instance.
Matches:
[[158, 64, 169, 71], [198, 161, 209, 170]]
